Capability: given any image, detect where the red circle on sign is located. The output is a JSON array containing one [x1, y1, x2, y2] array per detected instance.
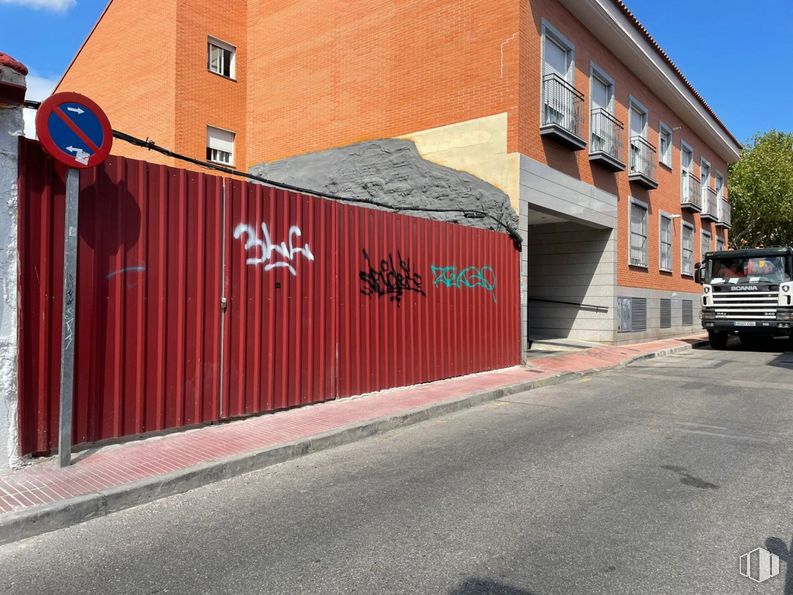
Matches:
[[35, 92, 113, 169]]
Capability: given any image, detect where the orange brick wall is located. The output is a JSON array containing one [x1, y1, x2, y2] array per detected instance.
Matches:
[[56, 0, 178, 167], [245, 0, 521, 165], [175, 1, 247, 169], [56, 0, 732, 290], [523, 0, 730, 294]]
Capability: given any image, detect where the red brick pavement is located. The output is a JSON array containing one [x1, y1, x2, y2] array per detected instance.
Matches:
[[0, 334, 705, 517]]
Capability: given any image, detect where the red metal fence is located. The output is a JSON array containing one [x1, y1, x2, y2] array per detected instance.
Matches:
[[18, 139, 520, 455]]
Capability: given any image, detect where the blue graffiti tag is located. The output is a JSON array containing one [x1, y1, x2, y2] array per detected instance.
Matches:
[[430, 265, 496, 302]]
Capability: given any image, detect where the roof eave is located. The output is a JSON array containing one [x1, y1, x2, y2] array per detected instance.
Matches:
[[558, 0, 742, 163]]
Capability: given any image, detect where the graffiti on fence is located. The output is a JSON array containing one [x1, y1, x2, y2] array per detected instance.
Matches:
[[233, 222, 315, 276], [430, 265, 497, 302], [359, 250, 426, 305]]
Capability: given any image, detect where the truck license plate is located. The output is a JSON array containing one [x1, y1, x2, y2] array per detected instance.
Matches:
[[735, 321, 756, 327]]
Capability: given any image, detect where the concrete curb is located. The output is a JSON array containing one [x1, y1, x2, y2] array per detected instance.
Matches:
[[0, 339, 705, 545]]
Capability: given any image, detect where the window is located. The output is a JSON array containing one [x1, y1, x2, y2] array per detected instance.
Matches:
[[660, 214, 673, 272], [629, 99, 648, 139], [629, 98, 648, 174], [630, 199, 648, 267], [682, 222, 694, 276], [590, 66, 616, 152], [208, 37, 236, 79], [708, 255, 792, 283], [659, 122, 672, 167], [716, 236, 725, 251], [591, 69, 614, 112], [700, 158, 711, 206], [206, 126, 235, 165], [543, 24, 573, 81], [542, 23, 575, 130], [715, 172, 724, 219], [702, 230, 711, 257], [680, 141, 693, 200]]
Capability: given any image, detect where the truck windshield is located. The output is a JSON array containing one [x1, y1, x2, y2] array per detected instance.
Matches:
[[709, 256, 792, 284]]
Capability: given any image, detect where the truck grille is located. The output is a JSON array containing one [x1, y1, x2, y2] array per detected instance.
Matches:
[[711, 291, 778, 319]]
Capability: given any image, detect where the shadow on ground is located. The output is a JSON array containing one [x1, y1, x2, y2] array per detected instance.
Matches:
[[449, 578, 536, 595], [697, 335, 793, 354], [660, 465, 719, 489], [765, 535, 793, 595]]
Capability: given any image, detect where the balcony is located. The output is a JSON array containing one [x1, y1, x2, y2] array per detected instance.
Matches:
[[589, 108, 625, 171], [541, 73, 586, 150], [701, 187, 718, 221], [716, 198, 732, 228], [680, 172, 701, 211], [628, 136, 658, 189]]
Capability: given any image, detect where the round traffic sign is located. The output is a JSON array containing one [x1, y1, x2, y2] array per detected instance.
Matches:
[[35, 92, 113, 169]]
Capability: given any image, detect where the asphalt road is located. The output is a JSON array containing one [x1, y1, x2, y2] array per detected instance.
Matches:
[[2, 339, 793, 594]]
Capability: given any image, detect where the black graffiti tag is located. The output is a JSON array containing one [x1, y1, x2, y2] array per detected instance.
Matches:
[[359, 250, 426, 305]]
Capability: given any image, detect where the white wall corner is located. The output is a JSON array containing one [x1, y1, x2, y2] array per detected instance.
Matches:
[[0, 68, 25, 472]]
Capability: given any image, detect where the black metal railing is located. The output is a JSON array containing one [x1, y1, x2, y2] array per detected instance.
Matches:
[[703, 186, 718, 217], [719, 198, 732, 227], [542, 73, 584, 139], [590, 108, 624, 163], [629, 136, 657, 181], [681, 171, 701, 209]]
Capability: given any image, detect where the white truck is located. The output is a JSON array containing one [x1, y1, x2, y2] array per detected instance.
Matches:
[[696, 247, 793, 349]]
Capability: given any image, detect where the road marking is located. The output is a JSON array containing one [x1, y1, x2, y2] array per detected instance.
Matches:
[[677, 422, 729, 431], [676, 428, 774, 444]]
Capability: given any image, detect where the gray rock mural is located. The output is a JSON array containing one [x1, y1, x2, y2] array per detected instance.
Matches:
[[249, 139, 518, 234]]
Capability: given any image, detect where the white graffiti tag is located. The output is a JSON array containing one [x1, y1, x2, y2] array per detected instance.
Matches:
[[233, 223, 315, 276]]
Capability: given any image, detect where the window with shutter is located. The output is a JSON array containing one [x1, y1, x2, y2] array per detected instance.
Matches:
[[206, 126, 235, 166]]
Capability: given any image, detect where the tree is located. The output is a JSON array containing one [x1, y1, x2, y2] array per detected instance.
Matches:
[[728, 130, 793, 248]]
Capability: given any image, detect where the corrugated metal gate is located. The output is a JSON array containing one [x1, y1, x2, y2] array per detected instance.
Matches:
[[18, 139, 520, 455]]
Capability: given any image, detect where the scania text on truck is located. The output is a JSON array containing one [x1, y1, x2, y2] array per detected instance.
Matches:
[[695, 247, 793, 349]]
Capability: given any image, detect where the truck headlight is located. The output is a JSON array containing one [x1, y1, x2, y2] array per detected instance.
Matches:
[[777, 310, 793, 321], [702, 310, 716, 320]]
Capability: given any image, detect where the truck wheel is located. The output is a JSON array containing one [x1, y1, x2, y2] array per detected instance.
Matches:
[[708, 330, 728, 350]]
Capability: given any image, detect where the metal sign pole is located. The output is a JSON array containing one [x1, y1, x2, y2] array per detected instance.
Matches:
[[58, 167, 80, 468]]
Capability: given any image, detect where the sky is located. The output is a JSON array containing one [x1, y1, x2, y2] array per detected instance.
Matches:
[[0, 0, 791, 143]]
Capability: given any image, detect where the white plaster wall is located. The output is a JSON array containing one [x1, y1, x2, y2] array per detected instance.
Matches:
[[0, 102, 22, 473]]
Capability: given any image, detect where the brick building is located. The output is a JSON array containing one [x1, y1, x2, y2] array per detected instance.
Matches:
[[56, 0, 740, 348]]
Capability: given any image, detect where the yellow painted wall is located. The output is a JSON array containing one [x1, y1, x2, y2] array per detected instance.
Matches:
[[399, 113, 520, 211]]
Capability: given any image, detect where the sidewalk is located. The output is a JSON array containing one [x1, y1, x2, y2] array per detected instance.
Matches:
[[0, 334, 705, 544]]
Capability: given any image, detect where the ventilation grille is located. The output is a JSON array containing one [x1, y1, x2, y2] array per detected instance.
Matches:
[[660, 298, 672, 328], [617, 297, 647, 332], [631, 297, 647, 331]]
